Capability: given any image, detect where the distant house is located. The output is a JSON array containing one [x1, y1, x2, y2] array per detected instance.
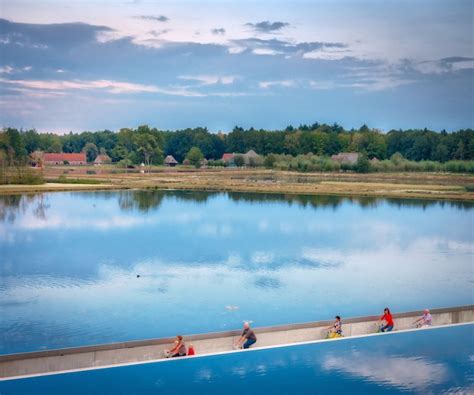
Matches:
[[331, 152, 359, 165], [94, 154, 111, 166], [165, 155, 178, 167], [222, 150, 262, 167], [200, 158, 208, 168], [222, 153, 234, 164], [43, 152, 86, 166], [243, 149, 261, 166]]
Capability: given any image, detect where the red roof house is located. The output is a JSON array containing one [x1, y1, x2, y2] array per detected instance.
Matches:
[[43, 153, 87, 165], [222, 153, 235, 163]]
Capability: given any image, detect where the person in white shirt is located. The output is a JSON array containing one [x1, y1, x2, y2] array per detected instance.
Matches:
[[414, 309, 433, 328]]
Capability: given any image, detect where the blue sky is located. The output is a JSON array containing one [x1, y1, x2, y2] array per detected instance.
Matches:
[[0, 0, 473, 133]]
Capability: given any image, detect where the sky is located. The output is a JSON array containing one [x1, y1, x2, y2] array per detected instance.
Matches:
[[0, 0, 473, 133]]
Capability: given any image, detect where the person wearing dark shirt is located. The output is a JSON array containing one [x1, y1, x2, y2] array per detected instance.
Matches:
[[235, 322, 257, 349], [379, 307, 394, 332]]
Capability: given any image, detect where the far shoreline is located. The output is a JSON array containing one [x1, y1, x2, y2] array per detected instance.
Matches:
[[1, 168, 473, 202]]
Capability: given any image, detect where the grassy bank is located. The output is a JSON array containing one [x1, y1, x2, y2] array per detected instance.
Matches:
[[1, 167, 473, 201]]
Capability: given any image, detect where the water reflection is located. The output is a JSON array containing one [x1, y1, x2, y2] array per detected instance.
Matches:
[[322, 352, 448, 390], [0, 190, 473, 354], [1, 191, 473, 226], [0, 194, 50, 223]]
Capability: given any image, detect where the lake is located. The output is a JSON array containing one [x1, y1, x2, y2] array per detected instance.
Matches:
[[0, 190, 473, 354], [1, 324, 472, 394]]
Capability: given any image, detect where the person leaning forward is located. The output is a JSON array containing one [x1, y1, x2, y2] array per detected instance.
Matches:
[[235, 322, 257, 349]]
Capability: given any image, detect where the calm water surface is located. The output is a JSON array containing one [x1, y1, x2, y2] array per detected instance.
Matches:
[[0, 191, 473, 354], [1, 324, 473, 394]]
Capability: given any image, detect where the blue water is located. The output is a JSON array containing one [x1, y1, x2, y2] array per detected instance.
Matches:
[[1, 324, 473, 394], [0, 191, 473, 354]]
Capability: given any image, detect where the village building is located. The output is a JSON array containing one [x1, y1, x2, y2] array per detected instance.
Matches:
[[221, 150, 262, 166], [221, 153, 234, 164], [94, 154, 112, 166], [331, 152, 360, 165], [243, 149, 261, 166], [164, 155, 178, 167], [43, 152, 87, 166]]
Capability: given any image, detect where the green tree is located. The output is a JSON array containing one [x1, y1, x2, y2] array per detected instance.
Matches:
[[454, 140, 465, 160], [83, 143, 98, 163], [264, 154, 277, 169], [434, 144, 449, 162], [134, 133, 163, 168], [355, 153, 370, 173], [390, 152, 405, 166], [186, 146, 204, 168], [233, 154, 245, 167]]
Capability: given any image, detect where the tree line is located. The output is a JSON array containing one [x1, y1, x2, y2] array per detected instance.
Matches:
[[1, 123, 473, 167]]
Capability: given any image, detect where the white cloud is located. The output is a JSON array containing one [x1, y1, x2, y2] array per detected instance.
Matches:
[[228, 46, 246, 54], [309, 80, 336, 90], [414, 59, 474, 74], [179, 74, 236, 85], [303, 47, 351, 60], [252, 48, 284, 56], [342, 77, 415, 91], [301, 248, 345, 267], [259, 79, 295, 89], [17, 214, 154, 231], [0, 78, 160, 94], [451, 60, 474, 71], [0, 65, 32, 74], [0, 66, 14, 74], [0, 78, 209, 97], [251, 251, 275, 264]]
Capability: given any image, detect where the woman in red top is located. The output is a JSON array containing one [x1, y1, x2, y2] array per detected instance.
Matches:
[[379, 307, 394, 332]]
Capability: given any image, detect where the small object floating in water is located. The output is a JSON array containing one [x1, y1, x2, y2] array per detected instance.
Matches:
[[137, 275, 140, 278], [225, 305, 239, 311]]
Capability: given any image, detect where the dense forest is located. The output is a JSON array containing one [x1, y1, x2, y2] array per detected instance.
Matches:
[[1, 123, 473, 167]]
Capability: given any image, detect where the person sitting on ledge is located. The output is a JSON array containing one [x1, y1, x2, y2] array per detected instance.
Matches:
[[414, 309, 433, 328], [326, 315, 343, 338], [167, 335, 187, 358], [235, 322, 257, 349], [379, 307, 394, 332]]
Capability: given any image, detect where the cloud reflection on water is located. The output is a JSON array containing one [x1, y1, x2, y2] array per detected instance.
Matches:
[[322, 352, 449, 390], [1, 190, 473, 353]]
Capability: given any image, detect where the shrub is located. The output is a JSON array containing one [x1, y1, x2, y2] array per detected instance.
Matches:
[[355, 153, 370, 173], [234, 155, 245, 167], [209, 159, 226, 167], [86, 170, 96, 175], [186, 147, 204, 168], [264, 154, 277, 169], [0, 166, 44, 185], [248, 156, 263, 167]]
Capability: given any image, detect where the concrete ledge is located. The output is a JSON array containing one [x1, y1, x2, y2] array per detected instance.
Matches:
[[1, 305, 472, 379], [2, 304, 471, 363]]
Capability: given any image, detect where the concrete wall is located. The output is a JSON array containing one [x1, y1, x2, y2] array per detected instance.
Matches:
[[1, 305, 472, 380]]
